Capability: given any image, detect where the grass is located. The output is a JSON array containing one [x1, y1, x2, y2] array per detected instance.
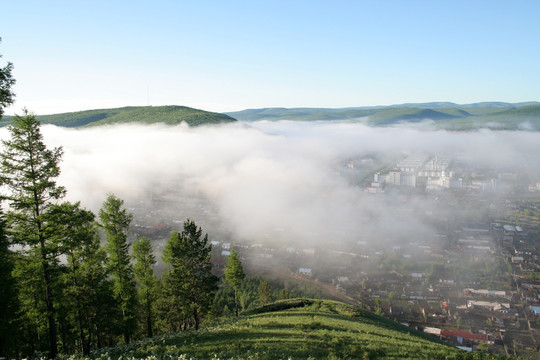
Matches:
[[62, 299, 504, 360]]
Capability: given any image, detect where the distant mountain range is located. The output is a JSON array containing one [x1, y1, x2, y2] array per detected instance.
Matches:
[[0, 105, 236, 128], [2, 102, 539, 131], [226, 102, 540, 131]]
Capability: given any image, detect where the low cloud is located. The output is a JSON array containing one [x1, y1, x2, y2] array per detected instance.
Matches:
[[2, 121, 539, 250]]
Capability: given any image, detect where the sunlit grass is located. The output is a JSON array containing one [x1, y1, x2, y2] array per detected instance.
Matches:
[[55, 299, 490, 360]]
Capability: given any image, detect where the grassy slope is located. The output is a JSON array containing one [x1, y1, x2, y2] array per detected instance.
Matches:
[[76, 299, 486, 360], [0, 105, 237, 128]]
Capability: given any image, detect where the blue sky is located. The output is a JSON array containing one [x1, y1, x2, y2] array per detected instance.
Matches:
[[1, 0, 539, 115]]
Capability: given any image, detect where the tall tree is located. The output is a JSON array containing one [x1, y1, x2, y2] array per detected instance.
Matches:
[[0, 111, 65, 358], [0, 208, 18, 358], [132, 237, 159, 338], [99, 194, 137, 344], [257, 280, 271, 305], [161, 219, 218, 330], [224, 248, 245, 317], [0, 39, 16, 118], [51, 202, 113, 355]]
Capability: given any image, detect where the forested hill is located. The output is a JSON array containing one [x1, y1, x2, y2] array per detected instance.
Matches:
[[0, 105, 237, 127], [226, 102, 540, 131], [79, 298, 514, 360]]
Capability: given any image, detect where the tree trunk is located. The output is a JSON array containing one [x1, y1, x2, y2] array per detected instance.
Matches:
[[41, 240, 58, 359], [96, 324, 102, 349], [123, 308, 130, 344], [234, 289, 239, 317], [146, 289, 153, 338], [193, 308, 200, 330]]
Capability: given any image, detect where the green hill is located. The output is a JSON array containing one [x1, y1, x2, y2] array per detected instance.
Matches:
[[69, 299, 512, 360], [0, 105, 237, 127], [226, 102, 540, 131]]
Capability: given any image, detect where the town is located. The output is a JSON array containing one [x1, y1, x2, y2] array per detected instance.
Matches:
[[127, 152, 540, 359]]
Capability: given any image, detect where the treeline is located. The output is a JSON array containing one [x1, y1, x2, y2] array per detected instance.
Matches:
[[0, 113, 250, 359]]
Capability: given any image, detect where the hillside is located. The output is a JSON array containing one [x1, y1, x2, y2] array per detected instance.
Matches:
[[69, 299, 512, 360], [0, 105, 237, 127], [226, 102, 540, 131]]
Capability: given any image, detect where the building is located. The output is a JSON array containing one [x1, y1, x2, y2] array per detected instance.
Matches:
[[467, 300, 510, 312], [396, 153, 429, 173], [388, 169, 401, 185]]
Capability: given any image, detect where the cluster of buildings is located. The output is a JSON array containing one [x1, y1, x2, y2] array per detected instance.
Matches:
[[366, 153, 463, 193], [128, 151, 540, 357]]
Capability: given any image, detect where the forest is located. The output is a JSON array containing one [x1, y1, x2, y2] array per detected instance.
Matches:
[[0, 111, 273, 358]]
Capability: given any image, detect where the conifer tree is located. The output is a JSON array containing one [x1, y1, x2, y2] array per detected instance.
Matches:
[[132, 237, 159, 338], [0, 111, 65, 358], [52, 202, 113, 354], [224, 248, 245, 316], [162, 219, 218, 330], [258, 280, 271, 305], [99, 194, 137, 344]]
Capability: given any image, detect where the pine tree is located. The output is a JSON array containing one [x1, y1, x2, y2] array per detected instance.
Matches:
[[51, 202, 113, 354], [132, 237, 159, 338], [0, 111, 65, 358], [224, 248, 245, 316], [161, 219, 218, 330], [258, 280, 271, 305], [99, 194, 137, 344]]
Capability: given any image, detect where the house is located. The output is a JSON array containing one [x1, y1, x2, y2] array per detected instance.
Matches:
[[299, 268, 312, 276], [463, 289, 511, 300], [440, 330, 489, 344], [467, 300, 510, 312]]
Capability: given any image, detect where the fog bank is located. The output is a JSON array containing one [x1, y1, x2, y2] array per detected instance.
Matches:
[[2, 121, 539, 248]]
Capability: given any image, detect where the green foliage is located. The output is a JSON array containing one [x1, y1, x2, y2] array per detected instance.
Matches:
[[64, 299, 520, 360], [224, 249, 245, 316], [160, 220, 218, 331], [132, 237, 159, 338], [257, 280, 271, 305], [1, 111, 66, 231], [224, 249, 245, 290], [53, 201, 115, 355], [0, 209, 18, 357], [212, 276, 326, 320], [99, 194, 138, 344], [0, 111, 66, 358]]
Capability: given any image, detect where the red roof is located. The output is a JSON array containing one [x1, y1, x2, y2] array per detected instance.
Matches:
[[440, 330, 488, 341]]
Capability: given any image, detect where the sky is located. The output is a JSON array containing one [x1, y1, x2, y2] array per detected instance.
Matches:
[[1, 0, 540, 115]]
